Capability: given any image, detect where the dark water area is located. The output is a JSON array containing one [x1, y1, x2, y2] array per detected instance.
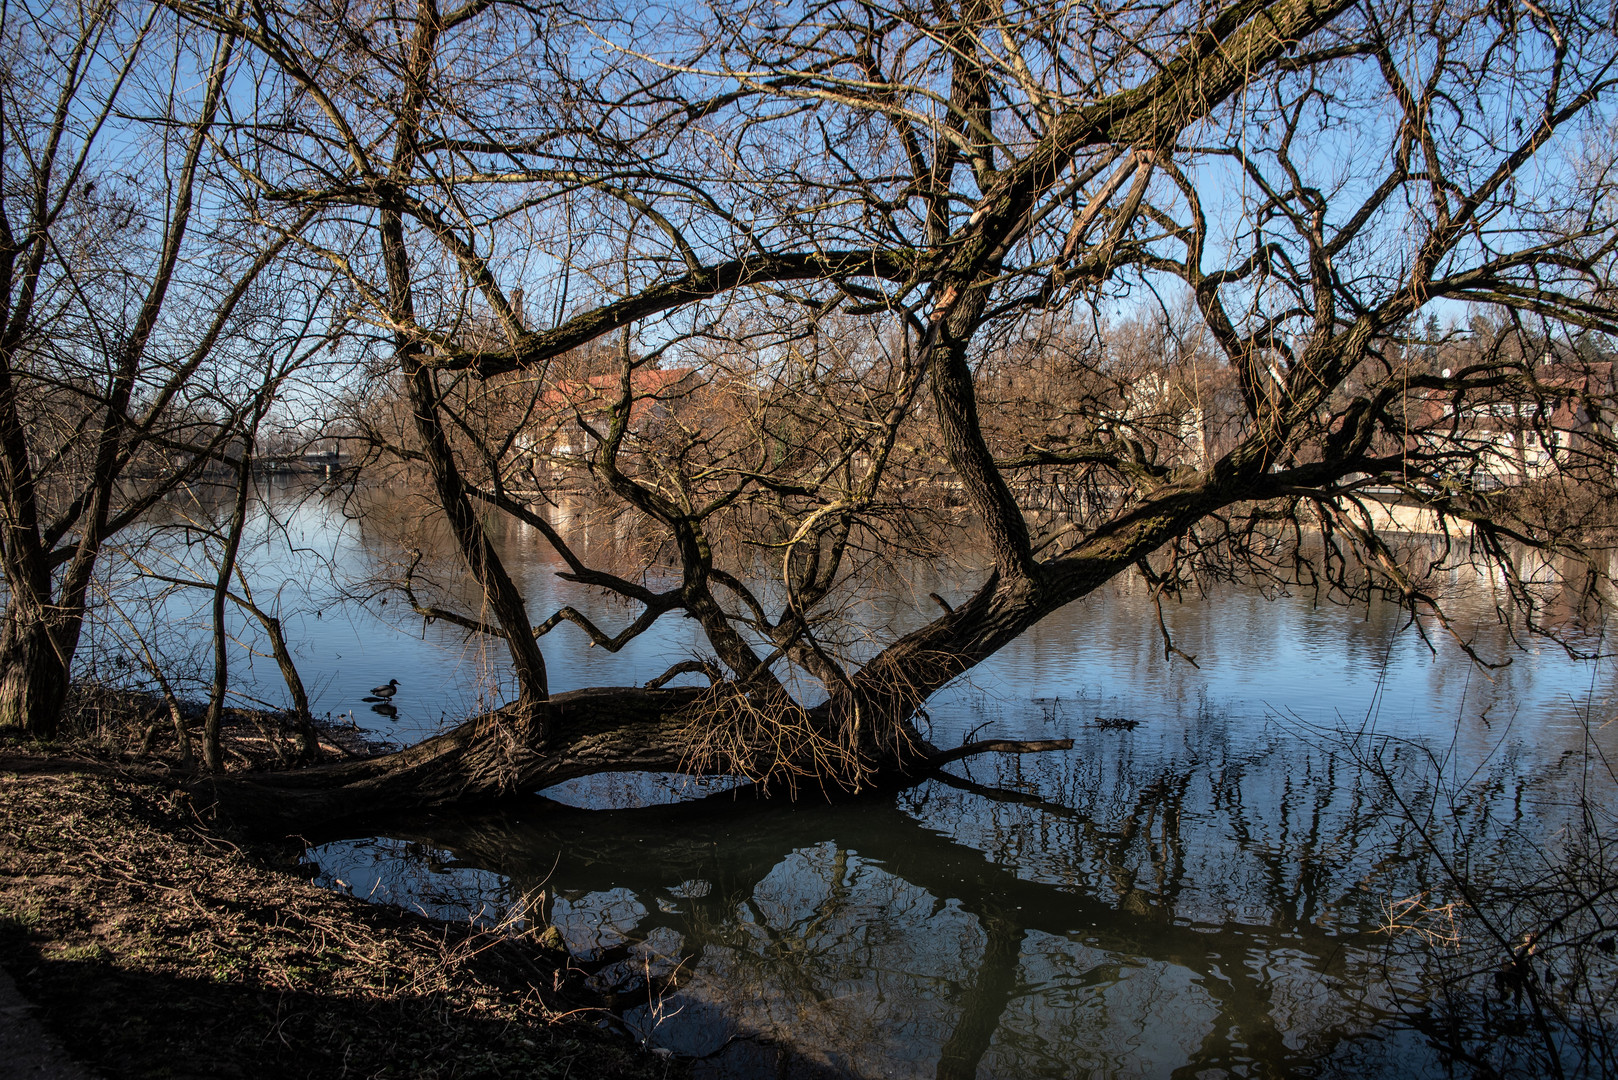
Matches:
[[308, 723, 1611, 1077], [104, 482, 1618, 1077]]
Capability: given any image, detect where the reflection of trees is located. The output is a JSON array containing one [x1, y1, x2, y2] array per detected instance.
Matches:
[[349, 748, 1417, 1079], [934, 902, 1024, 1080]]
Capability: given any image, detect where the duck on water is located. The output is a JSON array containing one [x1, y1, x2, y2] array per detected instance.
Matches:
[[362, 679, 399, 705]]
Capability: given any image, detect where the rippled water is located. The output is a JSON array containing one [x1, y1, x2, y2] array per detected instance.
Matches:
[[117, 482, 1618, 1076]]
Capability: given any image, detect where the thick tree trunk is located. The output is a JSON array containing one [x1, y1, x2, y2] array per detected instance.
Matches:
[[199, 678, 1071, 835], [400, 360, 552, 713], [0, 607, 70, 738], [199, 685, 707, 829]]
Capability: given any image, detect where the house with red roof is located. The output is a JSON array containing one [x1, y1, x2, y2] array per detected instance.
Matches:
[[540, 366, 700, 457]]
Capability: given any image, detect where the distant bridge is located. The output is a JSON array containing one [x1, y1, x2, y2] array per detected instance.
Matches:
[[253, 450, 350, 477]]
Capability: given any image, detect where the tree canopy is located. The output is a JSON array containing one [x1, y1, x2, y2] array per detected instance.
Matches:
[[2, 0, 1616, 817]]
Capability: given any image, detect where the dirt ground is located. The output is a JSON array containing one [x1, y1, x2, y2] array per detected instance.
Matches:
[[0, 958, 95, 1079], [0, 701, 675, 1080]]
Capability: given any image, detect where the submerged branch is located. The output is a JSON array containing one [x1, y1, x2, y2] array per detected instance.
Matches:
[[924, 738, 1075, 769]]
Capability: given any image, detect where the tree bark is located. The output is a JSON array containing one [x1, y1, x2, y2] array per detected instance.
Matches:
[[0, 603, 70, 738], [374, 0, 551, 721], [199, 685, 707, 828]]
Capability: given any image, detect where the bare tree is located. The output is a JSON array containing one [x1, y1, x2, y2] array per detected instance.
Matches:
[[0, 0, 321, 735], [157, 0, 1618, 822]]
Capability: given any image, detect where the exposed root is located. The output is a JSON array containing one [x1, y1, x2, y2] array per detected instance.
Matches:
[[677, 684, 876, 797]]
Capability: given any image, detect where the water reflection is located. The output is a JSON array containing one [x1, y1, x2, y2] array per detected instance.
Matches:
[[113, 482, 1617, 754], [309, 706, 1604, 1078], [125, 484, 1618, 1074]]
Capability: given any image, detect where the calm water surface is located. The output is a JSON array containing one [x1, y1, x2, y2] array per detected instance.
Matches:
[[120, 484, 1618, 1077]]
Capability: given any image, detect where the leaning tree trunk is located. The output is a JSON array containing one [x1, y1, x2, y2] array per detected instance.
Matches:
[[371, 0, 550, 720], [196, 671, 1072, 835], [251, 604, 319, 761], [400, 359, 552, 712], [198, 685, 709, 829]]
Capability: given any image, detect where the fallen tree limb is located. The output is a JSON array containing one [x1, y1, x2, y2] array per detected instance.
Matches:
[[924, 738, 1075, 770], [196, 686, 707, 831], [192, 684, 1079, 835]]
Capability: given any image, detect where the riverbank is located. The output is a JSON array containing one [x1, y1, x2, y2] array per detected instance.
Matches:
[[0, 704, 674, 1079]]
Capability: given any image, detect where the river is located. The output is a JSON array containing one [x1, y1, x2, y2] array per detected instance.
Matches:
[[110, 481, 1618, 1077]]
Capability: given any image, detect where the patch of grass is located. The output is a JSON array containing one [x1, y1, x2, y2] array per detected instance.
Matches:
[[50, 943, 106, 962], [0, 900, 41, 928]]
